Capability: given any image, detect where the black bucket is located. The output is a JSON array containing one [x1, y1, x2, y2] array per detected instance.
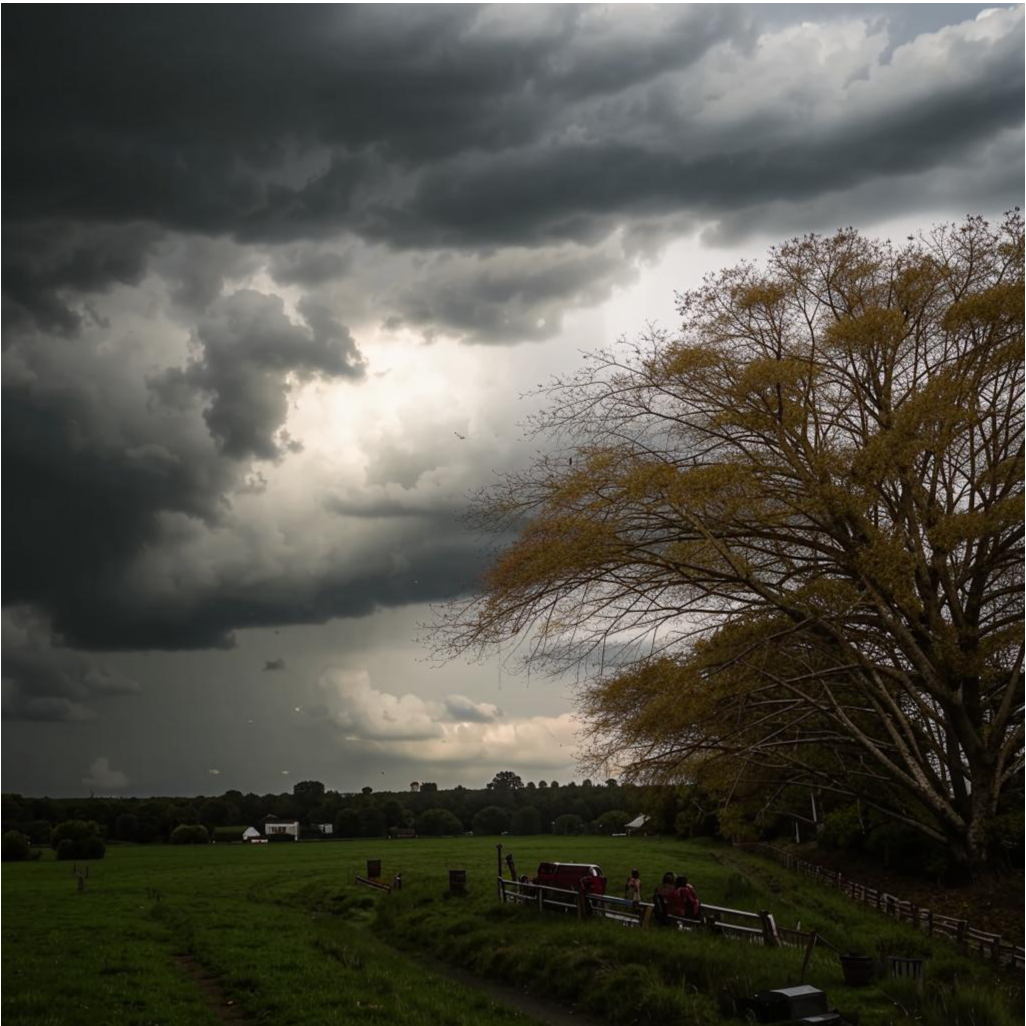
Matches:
[[839, 953, 875, 987]]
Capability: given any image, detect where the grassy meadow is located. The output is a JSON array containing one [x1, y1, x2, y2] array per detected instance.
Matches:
[[3, 836, 1020, 1026]]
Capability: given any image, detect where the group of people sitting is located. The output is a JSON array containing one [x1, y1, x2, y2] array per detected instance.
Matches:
[[624, 868, 702, 921]]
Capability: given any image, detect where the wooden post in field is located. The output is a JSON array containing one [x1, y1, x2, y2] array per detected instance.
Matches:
[[72, 863, 89, 892], [800, 931, 818, 982], [496, 844, 503, 900], [956, 920, 968, 952], [759, 910, 780, 948], [925, 909, 933, 936], [991, 935, 1002, 963]]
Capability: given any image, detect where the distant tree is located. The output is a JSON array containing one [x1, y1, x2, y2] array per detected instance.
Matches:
[[170, 824, 210, 845], [359, 807, 386, 838], [361, 786, 373, 795], [114, 813, 139, 842], [382, 800, 412, 829], [581, 779, 593, 788], [2, 831, 36, 862], [549, 780, 560, 790], [525, 781, 537, 791], [593, 810, 630, 835], [334, 808, 361, 838], [19, 820, 53, 845], [510, 806, 542, 835], [472, 806, 510, 835], [553, 814, 587, 836], [417, 808, 463, 836], [420, 782, 439, 793], [199, 799, 233, 828], [51, 820, 105, 860], [293, 780, 326, 804], [605, 779, 619, 788], [488, 771, 524, 791], [537, 780, 548, 789]]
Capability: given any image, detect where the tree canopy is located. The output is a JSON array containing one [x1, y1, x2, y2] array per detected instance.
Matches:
[[443, 214, 1024, 872]]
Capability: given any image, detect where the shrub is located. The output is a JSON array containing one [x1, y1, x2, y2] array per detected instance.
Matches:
[[510, 806, 542, 835], [114, 813, 139, 842], [553, 813, 587, 835], [592, 810, 630, 834], [170, 824, 210, 845], [18, 819, 53, 845], [51, 820, 106, 860], [471, 806, 510, 836], [334, 808, 361, 838], [2, 830, 37, 862], [417, 809, 463, 837], [819, 804, 866, 850]]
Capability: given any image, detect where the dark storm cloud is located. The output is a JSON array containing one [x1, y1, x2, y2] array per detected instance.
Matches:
[[2, 3, 1021, 658], [151, 291, 365, 460], [388, 246, 631, 343], [56, 519, 486, 651], [2, 222, 162, 334], [2, 610, 142, 722], [5, 4, 1018, 265], [3, 6, 737, 233]]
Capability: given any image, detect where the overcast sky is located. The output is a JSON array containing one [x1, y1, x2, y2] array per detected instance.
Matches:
[[3, 4, 1022, 797]]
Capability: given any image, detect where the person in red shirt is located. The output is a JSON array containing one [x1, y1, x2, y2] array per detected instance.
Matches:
[[674, 875, 701, 919]]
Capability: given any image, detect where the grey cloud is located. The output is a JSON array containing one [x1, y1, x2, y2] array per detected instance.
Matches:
[[3, 222, 161, 334], [1, 610, 142, 722], [152, 290, 365, 460], [443, 694, 503, 723], [82, 756, 129, 790], [388, 246, 633, 344], [270, 246, 353, 287]]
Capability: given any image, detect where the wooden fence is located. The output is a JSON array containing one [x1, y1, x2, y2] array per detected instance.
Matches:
[[497, 877, 832, 963], [735, 843, 1024, 971]]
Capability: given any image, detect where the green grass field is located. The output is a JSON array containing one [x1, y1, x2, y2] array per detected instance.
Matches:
[[3, 837, 1020, 1026]]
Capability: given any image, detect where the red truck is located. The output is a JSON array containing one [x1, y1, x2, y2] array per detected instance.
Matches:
[[533, 862, 607, 895]]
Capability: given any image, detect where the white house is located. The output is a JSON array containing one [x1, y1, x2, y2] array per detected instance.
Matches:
[[311, 822, 333, 835], [262, 816, 300, 840], [242, 826, 263, 842], [625, 814, 650, 836]]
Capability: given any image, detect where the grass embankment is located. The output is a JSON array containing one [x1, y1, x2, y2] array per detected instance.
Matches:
[[353, 837, 1018, 1026], [3, 837, 1020, 1026]]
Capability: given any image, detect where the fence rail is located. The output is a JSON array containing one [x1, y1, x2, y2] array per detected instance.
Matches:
[[496, 877, 830, 960], [734, 843, 1024, 971]]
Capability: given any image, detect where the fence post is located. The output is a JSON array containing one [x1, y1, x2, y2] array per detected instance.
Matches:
[[925, 910, 933, 936], [991, 935, 1002, 963], [956, 920, 968, 952], [496, 844, 503, 900], [800, 930, 818, 982], [537, 885, 544, 914], [759, 910, 780, 948]]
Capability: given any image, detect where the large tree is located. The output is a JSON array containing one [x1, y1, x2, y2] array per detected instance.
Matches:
[[444, 214, 1024, 872]]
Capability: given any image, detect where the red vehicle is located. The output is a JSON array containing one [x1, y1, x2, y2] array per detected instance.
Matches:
[[534, 862, 607, 895]]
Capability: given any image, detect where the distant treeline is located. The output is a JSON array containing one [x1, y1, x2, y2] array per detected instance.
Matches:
[[1, 772, 720, 846]]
